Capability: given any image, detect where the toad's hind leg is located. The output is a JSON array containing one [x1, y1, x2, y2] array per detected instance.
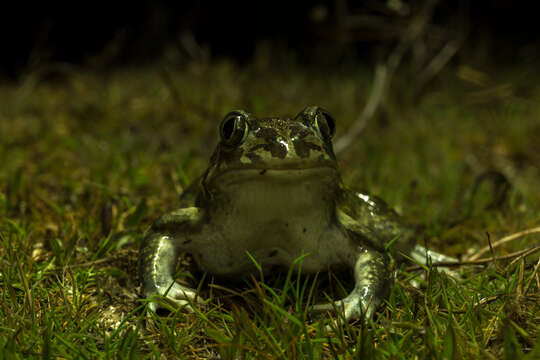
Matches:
[[139, 232, 199, 312], [312, 250, 391, 321]]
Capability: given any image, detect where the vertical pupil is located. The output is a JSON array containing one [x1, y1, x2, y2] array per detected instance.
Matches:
[[318, 116, 329, 136], [320, 113, 335, 137], [222, 117, 236, 139]]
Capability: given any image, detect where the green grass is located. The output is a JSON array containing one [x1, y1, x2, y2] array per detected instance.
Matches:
[[0, 60, 539, 359]]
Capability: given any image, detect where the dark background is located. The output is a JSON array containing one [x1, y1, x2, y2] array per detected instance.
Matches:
[[1, 0, 538, 79]]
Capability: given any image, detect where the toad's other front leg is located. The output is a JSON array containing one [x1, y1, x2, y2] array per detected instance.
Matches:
[[139, 207, 202, 312], [312, 249, 392, 321]]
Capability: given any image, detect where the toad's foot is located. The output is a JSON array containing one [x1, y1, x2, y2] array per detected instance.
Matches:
[[410, 244, 461, 279], [139, 226, 204, 313], [146, 282, 202, 313], [311, 249, 391, 321], [311, 291, 376, 320]]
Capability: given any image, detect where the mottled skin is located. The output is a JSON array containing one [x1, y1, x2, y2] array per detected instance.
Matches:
[[140, 106, 421, 320]]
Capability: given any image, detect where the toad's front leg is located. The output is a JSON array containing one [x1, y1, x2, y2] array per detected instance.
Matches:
[[312, 249, 392, 321], [139, 207, 203, 312]]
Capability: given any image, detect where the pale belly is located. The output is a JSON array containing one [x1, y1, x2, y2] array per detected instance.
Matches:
[[187, 218, 354, 278], [187, 170, 356, 278]]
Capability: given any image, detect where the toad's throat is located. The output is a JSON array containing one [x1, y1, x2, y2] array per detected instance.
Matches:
[[206, 171, 338, 229]]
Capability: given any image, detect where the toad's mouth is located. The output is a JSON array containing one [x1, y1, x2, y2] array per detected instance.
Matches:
[[205, 166, 340, 218], [208, 166, 339, 187]]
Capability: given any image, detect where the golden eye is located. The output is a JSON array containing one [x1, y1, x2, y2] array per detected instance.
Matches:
[[220, 111, 249, 146]]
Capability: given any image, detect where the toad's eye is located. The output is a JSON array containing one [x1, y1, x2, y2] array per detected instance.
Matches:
[[220, 111, 249, 146], [314, 109, 335, 139]]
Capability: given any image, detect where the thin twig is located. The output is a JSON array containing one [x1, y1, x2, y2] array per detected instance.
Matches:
[[416, 37, 461, 90], [486, 232, 504, 273], [473, 294, 503, 308], [467, 226, 540, 261], [516, 258, 525, 296], [50, 249, 137, 271], [509, 246, 540, 267], [445, 294, 504, 314], [334, 64, 388, 153], [405, 245, 540, 272], [334, 0, 440, 154]]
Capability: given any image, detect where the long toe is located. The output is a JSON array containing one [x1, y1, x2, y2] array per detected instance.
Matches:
[[147, 282, 204, 313], [311, 301, 343, 312], [168, 283, 201, 303], [342, 297, 372, 321], [311, 296, 372, 321]]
